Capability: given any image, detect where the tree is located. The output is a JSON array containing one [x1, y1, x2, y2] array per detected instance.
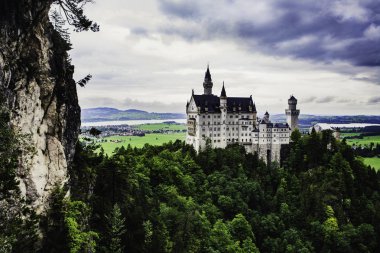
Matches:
[[63, 200, 98, 253], [103, 204, 126, 253], [89, 127, 102, 137], [52, 0, 99, 32]]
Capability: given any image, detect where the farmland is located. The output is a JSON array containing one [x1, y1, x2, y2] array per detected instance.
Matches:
[[135, 123, 186, 131], [345, 135, 380, 146], [98, 133, 186, 154], [361, 157, 380, 171]]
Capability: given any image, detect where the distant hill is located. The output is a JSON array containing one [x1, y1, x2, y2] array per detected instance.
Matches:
[[82, 107, 380, 126], [82, 107, 186, 122], [271, 114, 380, 128]]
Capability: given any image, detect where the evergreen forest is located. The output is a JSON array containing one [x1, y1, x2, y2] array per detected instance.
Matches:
[[3, 107, 379, 252]]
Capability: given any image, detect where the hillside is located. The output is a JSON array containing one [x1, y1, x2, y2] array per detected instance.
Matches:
[[82, 108, 380, 127], [271, 114, 380, 128], [82, 107, 186, 122]]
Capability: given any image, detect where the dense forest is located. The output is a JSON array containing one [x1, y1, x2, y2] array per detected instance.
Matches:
[[1, 1, 380, 252], [7, 129, 376, 252], [1, 92, 380, 252]]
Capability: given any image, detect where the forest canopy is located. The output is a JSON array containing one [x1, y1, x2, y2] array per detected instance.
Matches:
[[39, 129, 380, 252]]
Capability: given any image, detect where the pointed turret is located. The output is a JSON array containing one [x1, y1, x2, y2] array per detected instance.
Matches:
[[203, 65, 213, 95], [220, 82, 226, 98]]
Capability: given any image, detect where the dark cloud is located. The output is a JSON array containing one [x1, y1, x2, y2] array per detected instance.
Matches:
[[315, 96, 335, 103], [159, 0, 200, 19], [368, 96, 380, 104], [158, 0, 380, 68]]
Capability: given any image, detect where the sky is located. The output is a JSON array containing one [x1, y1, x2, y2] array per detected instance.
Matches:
[[67, 0, 380, 115]]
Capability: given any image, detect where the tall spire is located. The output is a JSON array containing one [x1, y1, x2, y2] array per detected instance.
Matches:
[[203, 65, 213, 95], [220, 81, 226, 98]]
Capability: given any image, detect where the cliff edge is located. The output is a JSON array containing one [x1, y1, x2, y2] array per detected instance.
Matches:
[[0, 0, 80, 214]]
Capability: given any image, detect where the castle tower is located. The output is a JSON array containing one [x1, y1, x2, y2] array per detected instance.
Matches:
[[285, 95, 300, 131], [220, 82, 227, 147], [203, 65, 213, 95], [220, 82, 227, 107]]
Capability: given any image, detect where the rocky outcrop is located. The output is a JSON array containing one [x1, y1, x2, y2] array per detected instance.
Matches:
[[0, 0, 80, 214]]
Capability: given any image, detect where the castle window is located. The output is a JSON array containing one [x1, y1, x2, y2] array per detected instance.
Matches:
[[203, 115, 205, 118], [208, 115, 210, 118]]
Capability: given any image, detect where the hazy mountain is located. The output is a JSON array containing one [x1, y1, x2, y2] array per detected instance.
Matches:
[[82, 107, 186, 122], [270, 114, 380, 128]]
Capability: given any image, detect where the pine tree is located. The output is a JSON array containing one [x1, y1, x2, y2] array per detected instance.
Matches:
[[104, 204, 126, 253]]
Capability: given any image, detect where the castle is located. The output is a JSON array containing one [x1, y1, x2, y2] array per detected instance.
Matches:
[[186, 66, 300, 163]]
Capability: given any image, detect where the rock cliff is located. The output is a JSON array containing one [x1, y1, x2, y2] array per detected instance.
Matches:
[[0, 0, 80, 214]]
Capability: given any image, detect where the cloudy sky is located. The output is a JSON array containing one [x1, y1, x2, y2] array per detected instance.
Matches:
[[68, 0, 380, 115]]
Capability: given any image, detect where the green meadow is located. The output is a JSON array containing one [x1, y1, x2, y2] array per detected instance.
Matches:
[[361, 157, 380, 171], [99, 133, 186, 154], [134, 123, 186, 131], [345, 135, 380, 146]]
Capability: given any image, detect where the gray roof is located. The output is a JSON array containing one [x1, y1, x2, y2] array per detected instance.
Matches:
[[192, 94, 256, 113]]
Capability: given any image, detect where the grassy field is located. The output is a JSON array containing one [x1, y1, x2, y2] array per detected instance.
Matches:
[[135, 123, 186, 131], [345, 135, 380, 146], [99, 133, 185, 154], [340, 132, 361, 138], [361, 157, 380, 171]]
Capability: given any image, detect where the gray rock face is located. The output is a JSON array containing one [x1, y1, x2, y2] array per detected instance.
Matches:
[[0, 0, 80, 214]]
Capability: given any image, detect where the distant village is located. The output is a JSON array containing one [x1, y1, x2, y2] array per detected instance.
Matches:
[[80, 121, 186, 143]]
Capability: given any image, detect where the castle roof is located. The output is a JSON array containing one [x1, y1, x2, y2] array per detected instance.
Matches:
[[220, 83, 226, 97], [259, 122, 289, 128], [192, 94, 255, 113]]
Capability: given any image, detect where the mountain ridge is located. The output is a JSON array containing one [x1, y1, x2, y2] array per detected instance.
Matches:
[[82, 107, 186, 122]]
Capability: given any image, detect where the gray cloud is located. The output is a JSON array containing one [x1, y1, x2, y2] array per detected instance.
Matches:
[[158, 0, 380, 69], [67, 0, 380, 115], [368, 96, 380, 104], [302, 96, 317, 103], [315, 96, 335, 103]]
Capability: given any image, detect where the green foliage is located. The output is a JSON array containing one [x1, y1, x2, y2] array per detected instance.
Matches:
[[104, 204, 126, 253], [64, 200, 98, 253], [50, 129, 380, 252]]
